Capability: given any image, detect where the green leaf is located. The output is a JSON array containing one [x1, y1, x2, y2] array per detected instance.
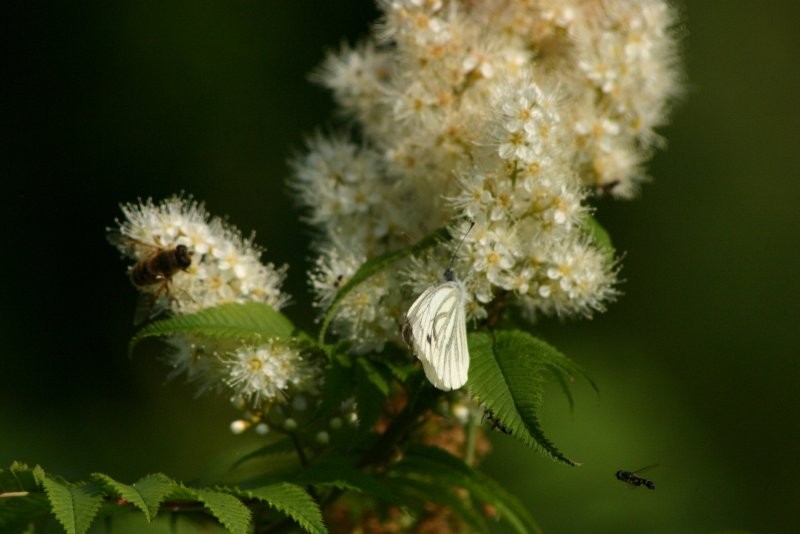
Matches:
[[293, 459, 397, 504], [467, 331, 578, 466], [0, 492, 49, 533], [392, 445, 540, 534], [91, 472, 176, 521], [0, 462, 45, 493], [231, 438, 297, 469], [319, 227, 448, 344], [314, 350, 356, 420], [524, 334, 598, 413], [353, 358, 391, 434], [41, 476, 104, 534], [548, 370, 577, 413], [0, 464, 49, 531], [239, 482, 325, 534], [130, 301, 295, 354], [381, 358, 418, 382], [583, 214, 614, 256], [184, 487, 251, 534]]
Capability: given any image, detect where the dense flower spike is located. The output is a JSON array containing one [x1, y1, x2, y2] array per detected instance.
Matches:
[[293, 0, 679, 348], [109, 196, 317, 406], [111, 195, 289, 315]]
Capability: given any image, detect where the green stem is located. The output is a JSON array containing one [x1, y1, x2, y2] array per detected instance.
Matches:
[[288, 432, 320, 505], [289, 432, 308, 467]]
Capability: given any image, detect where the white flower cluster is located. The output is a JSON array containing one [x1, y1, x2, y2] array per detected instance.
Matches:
[[113, 196, 289, 314], [110, 196, 314, 406], [293, 0, 680, 349]]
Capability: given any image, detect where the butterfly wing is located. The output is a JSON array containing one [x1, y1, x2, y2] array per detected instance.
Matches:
[[405, 281, 469, 391]]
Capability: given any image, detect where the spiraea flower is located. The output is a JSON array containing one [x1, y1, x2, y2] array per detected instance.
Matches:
[[109, 196, 315, 408], [225, 340, 317, 407], [110, 195, 289, 316], [293, 0, 680, 349]]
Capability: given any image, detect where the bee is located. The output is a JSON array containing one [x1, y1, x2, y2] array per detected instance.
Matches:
[[108, 233, 193, 322], [129, 243, 192, 288], [482, 409, 512, 435], [616, 465, 657, 490]]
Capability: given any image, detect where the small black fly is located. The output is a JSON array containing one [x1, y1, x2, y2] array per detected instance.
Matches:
[[616, 465, 657, 490]]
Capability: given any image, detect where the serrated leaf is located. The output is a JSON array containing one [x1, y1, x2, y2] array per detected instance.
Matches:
[[519, 333, 598, 413], [41, 476, 104, 534], [319, 228, 448, 344], [240, 483, 325, 534], [548, 370, 577, 413], [394, 445, 540, 534], [500, 329, 597, 408], [467, 331, 577, 466], [1, 462, 44, 493], [185, 487, 251, 534], [130, 302, 295, 354], [92, 472, 176, 521], [583, 214, 614, 256]]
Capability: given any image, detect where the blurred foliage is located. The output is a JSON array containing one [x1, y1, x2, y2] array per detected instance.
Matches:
[[3, 1, 799, 532]]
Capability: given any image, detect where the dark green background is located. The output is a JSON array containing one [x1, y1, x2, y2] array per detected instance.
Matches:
[[3, 2, 798, 532]]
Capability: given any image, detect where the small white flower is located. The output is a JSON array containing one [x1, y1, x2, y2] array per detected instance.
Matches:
[[312, 41, 390, 124], [451, 403, 470, 424], [225, 340, 314, 407], [283, 418, 298, 432], [230, 420, 249, 435], [537, 284, 552, 298], [292, 0, 679, 349]]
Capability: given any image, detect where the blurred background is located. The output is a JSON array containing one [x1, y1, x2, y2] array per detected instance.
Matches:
[[3, 1, 798, 532]]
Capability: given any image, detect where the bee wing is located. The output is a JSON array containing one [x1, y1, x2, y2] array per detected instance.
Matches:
[[132, 281, 195, 325], [405, 281, 469, 391], [132, 291, 168, 325], [106, 230, 154, 258]]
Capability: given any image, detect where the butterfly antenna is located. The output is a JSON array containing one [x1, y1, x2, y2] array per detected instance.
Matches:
[[444, 221, 475, 280]]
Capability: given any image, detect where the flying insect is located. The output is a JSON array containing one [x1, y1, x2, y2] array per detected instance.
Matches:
[[616, 465, 657, 490]]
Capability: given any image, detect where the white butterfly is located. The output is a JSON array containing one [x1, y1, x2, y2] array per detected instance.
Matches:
[[403, 267, 469, 391]]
